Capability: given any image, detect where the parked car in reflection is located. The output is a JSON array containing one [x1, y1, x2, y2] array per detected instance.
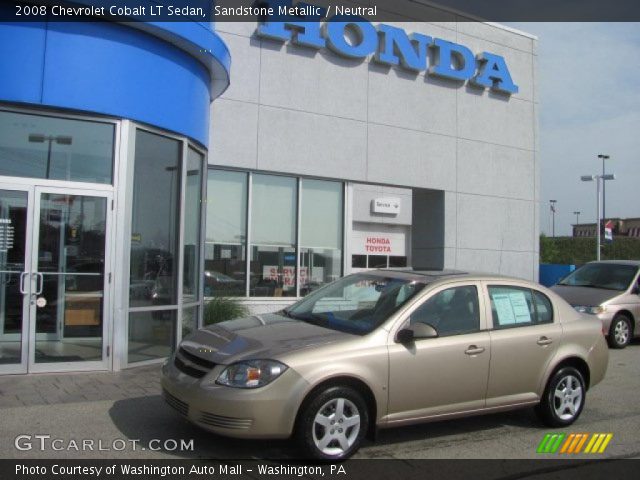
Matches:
[[162, 270, 608, 460], [203, 270, 245, 296], [551, 260, 640, 348]]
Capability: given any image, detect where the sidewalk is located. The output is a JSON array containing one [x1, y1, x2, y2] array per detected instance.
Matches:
[[0, 365, 161, 409]]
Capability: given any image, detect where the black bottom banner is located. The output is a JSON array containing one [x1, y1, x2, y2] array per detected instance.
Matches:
[[2, 459, 639, 480]]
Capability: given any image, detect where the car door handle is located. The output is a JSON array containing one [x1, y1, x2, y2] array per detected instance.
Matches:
[[537, 336, 553, 346], [465, 345, 485, 355]]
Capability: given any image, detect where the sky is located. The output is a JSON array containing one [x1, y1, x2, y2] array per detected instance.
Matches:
[[507, 23, 640, 236]]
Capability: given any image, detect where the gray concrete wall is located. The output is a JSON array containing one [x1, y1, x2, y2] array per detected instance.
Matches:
[[210, 12, 539, 281]]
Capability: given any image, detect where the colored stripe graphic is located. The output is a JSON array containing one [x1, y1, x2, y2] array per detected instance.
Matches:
[[539, 433, 614, 454], [560, 433, 589, 453], [537, 433, 566, 453], [584, 433, 613, 454]]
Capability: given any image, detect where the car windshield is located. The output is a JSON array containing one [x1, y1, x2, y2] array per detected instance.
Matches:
[[558, 263, 638, 291], [284, 273, 427, 335]]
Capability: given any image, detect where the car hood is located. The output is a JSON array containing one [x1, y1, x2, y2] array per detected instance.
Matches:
[[179, 313, 350, 365], [550, 285, 622, 306]]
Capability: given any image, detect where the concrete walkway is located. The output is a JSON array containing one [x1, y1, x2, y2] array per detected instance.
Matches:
[[0, 365, 160, 408]]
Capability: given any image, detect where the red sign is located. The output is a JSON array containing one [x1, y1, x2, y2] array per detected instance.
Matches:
[[365, 237, 392, 253]]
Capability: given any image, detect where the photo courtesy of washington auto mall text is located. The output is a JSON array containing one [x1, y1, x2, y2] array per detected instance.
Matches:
[[13, 462, 347, 478]]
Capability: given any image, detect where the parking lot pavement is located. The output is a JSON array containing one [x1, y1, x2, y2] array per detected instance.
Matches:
[[1, 344, 639, 460]]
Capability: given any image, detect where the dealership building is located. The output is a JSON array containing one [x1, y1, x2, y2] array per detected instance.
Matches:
[[0, 2, 538, 374]]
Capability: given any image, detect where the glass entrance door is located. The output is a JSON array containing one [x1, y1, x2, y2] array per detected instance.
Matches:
[[0, 187, 32, 374], [29, 188, 111, 372], [0, 185, 112, 374]]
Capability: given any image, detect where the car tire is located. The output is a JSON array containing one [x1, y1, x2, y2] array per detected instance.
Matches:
[[608, 314, 632, 349], [535, 366, 586, 427], [295, 386, 369, 461]]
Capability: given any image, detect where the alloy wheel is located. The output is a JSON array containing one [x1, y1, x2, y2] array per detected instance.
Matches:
[[312, 397, 361, 456], [614, 319, 630, 346], [553, 374, 583, 421]]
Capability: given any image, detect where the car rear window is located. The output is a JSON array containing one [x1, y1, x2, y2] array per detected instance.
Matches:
[[488, 286, 553, 328]]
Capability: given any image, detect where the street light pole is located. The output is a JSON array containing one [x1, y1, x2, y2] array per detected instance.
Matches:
[[549, 200, 557, 237], [581, 174, 615, 261], [28, 133, 73, 179], [573, 211, 580, 233], [596, 178, 601, 261], [598, 154, 610, 235]]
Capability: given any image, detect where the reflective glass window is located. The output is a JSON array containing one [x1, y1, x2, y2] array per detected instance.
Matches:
[[205, 170, 247, 297], [250, 174, 297, 297], [129, 130, 181, 307], [0, 110, 114, 184]]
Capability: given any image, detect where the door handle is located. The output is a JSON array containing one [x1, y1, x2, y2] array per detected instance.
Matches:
[[34, 272, 44, 295], [19, 272, 29, 294], [465, 345, 485, 355], [537, 336, 553, 346]]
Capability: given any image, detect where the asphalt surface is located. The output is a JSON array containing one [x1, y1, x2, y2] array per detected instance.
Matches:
[[1, 343, 639, 460]]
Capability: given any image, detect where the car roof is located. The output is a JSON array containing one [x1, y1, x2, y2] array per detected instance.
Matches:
[[586, 260, 640, 266], [367, 268, 522, 284]]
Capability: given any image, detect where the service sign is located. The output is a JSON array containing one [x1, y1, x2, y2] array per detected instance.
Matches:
[[371, 197, 400, 215]]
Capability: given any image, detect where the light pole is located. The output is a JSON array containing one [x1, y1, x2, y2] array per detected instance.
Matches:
[[581, 174, 615, 261], [28, 133, 73, 179], [549, 200, 557, 237], [598, 154, 610, 235], [573, 210, 581, 227]]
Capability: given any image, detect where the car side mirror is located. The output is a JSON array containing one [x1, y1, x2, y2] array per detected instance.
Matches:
[[396, 322, 438, 343]]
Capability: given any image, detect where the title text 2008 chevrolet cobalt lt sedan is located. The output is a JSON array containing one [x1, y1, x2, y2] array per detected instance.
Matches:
[[162, 270, 608, 460]]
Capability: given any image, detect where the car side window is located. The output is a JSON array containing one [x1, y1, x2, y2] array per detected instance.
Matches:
[[488, 286, 553, 328], [532, 290, 554, 324], [410, 285, 480, 337]]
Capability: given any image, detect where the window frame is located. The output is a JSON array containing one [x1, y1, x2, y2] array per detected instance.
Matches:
[[205, 167, 345, 299], [485, 284, 556, 330], [0, 104, 118, 192], [392, 281, 489, 338], [408, 284, 482, 337], [124, 125, 207, 367]]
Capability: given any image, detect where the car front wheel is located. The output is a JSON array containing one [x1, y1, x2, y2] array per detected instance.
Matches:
[[608, 314, 632, 349], [295, 386, 369, 461], [536, 367, 586, 427]]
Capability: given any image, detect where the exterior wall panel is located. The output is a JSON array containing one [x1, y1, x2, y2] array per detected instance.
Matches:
[[209, 18, 538, 281]]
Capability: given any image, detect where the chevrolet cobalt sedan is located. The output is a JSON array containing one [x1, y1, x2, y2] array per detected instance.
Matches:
[[162, 270, 609, 460]]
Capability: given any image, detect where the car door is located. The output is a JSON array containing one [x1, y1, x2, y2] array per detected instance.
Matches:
[[619, 271, 640, 333], [386, 283, 491, 423], [483, 283, 562, 407]]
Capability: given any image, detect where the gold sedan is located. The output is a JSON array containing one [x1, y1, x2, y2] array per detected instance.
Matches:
[[162, 270, 609, 460]]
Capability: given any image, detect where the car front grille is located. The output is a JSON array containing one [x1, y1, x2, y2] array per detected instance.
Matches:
[[179, 347, 217, 369], [163, 388, 189, 417], [199, 411, 253, 430], [174, 347, 217, 378]]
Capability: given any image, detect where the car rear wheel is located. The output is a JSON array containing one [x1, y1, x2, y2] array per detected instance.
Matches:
[[608, 314, 632, 349], [536, 367, 586, 427], [295, 386, 368, 461]]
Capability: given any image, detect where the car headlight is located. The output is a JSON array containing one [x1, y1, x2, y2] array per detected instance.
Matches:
[[574, 305, 607, 315], [216, 360, 288, 388]]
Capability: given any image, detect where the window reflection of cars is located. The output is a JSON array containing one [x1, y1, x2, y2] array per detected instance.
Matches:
[[129, 248, 173, 302], [162, 270, 609, 461], [203, 270, 244, 296], [551, 260, 640, 348]]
